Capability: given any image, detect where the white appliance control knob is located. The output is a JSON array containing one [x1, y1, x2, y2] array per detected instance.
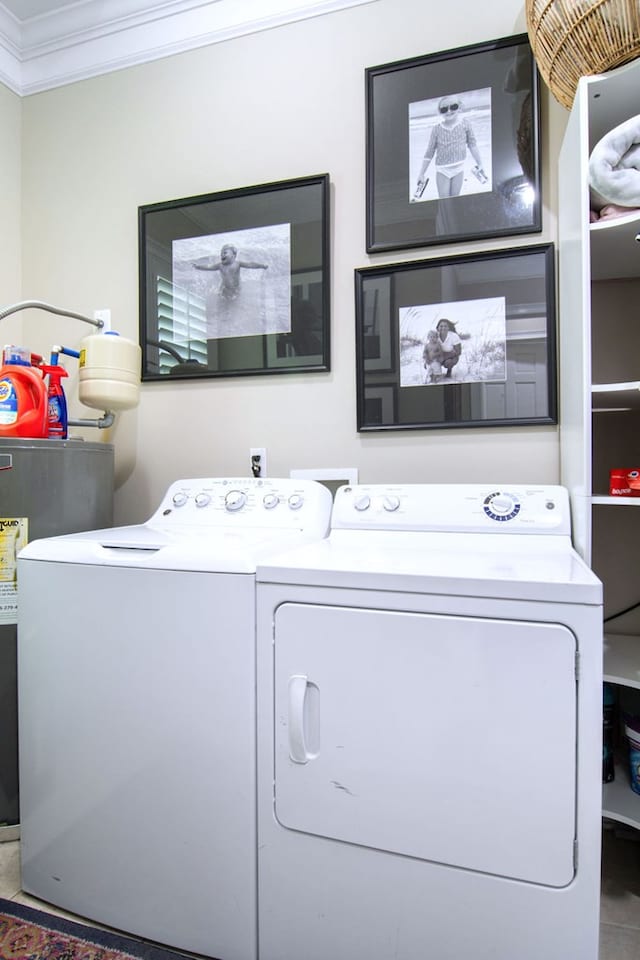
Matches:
[[172, 492, 188, 507], [195, 493, 211, 508], [383, 495, 400, 512], [263, 494, 279, 510], [225, 490, 247, 511], [491, 495, 514, 515], [354, 495, 371, 511], [483, 491, 521, 522], [288, 494, 304, 510]]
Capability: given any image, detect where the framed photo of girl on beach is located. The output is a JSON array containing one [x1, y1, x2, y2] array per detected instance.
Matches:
[[354, 243, 556, 432], [365, 35, 541, 252]]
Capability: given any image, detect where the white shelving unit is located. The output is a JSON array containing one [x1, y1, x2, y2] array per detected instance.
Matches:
[[559, 58, 640, 831]]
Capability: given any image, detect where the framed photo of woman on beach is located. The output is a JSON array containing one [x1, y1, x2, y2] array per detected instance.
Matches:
[[139, 174, 330, 381], [365, 35, 541, 252], [354, 243, 556, 432]]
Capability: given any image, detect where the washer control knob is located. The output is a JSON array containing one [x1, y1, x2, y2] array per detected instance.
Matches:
[[354, 495, 371, 512], [263, 493, 279, 510], [383, 495, 400, 512], [288, 494, 304, 510], [195, 492, 211, 508], [172, 492, 188, 507], [225, 490, 247, 511]]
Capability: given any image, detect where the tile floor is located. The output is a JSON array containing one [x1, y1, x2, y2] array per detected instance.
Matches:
[[1, 827, 639, 958], [600, 823, 640, 958]]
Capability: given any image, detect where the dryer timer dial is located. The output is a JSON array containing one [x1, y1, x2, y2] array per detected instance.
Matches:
[[483, 491, 521, 522]]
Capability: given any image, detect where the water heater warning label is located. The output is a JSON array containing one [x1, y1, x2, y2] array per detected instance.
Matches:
[[0, 518, 28, 624]]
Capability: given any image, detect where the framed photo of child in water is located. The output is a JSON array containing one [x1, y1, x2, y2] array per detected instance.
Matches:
[[365, 35, 541, 252], [138, 174, 330, 380], [354, 243, 556, 432]]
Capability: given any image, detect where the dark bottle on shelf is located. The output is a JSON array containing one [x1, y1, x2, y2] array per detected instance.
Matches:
[[603, 683, 616, 783]]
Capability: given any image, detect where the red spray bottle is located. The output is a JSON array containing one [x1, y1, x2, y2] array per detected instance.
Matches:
[[42, 353, 69, 439]]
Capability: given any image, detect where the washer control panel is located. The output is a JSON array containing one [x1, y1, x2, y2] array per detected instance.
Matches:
[[148, 477, 333, 534], [331, 484, 570, 535]]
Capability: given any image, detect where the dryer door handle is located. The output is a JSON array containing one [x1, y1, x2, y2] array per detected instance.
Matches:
[[288, 675, 319, 764]]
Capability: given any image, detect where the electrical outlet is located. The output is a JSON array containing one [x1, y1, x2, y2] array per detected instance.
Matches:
[[250, 447, 267, 478], [94, 309, 111, 332]]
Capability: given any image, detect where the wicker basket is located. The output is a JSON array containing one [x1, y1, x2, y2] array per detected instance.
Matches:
[[526, 0, 640, 109]]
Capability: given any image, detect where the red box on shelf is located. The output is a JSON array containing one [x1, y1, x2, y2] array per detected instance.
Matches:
[[609, 469, 640, 497]]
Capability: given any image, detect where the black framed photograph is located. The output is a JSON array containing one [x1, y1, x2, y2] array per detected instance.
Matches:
[[366, 35, 541, 253], [139, 174, 330, 381], [355, 243, 556, 432]]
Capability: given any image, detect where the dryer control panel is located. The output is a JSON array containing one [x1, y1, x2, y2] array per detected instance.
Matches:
[[331, 484, 571, 535]]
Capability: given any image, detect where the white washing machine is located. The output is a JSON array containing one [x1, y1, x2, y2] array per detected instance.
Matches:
[[255, 484, 603, 960], [17, 477, 332, 960]]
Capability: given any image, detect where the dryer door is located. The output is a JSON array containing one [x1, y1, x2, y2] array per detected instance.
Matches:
[[273, 603, 577, 887]]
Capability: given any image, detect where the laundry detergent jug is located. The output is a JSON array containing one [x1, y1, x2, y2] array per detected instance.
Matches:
[[0, 349, 48, 438]]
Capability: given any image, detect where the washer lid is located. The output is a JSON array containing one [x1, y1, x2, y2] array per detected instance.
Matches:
[[17, 525, 325, 573], [257, 529, 602, 604]]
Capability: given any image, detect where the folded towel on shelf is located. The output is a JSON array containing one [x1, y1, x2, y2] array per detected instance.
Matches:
[[589, 113, 640, 210]]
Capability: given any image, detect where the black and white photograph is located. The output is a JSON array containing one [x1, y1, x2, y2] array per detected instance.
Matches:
[[409, 87, 492, 202], [399, 297, 506, 387], [366, 35, 541, 252], [173, 223, 291, 341], [355, 243, 556, 432], [138, 173, 330, 380]]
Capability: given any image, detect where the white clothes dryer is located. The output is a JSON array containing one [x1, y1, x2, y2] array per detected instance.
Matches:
[[256, 484, 603, 960], [17, 477, 332, 960]]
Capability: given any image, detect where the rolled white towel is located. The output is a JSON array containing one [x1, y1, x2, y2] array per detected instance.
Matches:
[[589, 114, 640, 208]]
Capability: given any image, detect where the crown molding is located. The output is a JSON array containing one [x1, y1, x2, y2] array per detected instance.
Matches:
[[0, 0, 378, 96]]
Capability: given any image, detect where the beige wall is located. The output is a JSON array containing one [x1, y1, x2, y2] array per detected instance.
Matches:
[[0, 82, 22, 344], [14, 0, 569, 524]]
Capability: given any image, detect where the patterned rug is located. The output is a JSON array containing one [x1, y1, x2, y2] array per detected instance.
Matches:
[[0, 898, 196, 960]]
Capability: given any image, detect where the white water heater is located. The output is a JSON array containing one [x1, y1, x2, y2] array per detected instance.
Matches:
[[0, 437, 114, 833]]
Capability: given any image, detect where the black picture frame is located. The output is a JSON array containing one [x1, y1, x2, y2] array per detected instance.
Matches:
[[139, 174, 330, 381], [355, 243, 556, 432], [366, 35, 541, 253]]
